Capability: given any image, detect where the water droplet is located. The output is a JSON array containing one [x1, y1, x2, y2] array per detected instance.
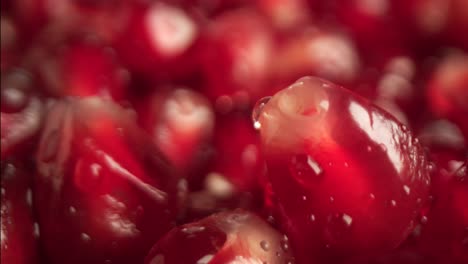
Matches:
[[380, 143, 387, 152], [403, 185, 411, 195], [324, 213, 353, 245], [252, 96, 271, 130], [420, 216, 428, 225], [342, 214, 353, 227], [280, 240, 289, 252], [181, 226, 206, 234], [344, 162, 349, 168], [369, 193, 376, 200], [329, 196, 335, 203], [310, 214, 316, 222], [33, 222, 40, 238], [25, 189, 32, 206], [69, 206, 77, 215], [302, 195, 307, 201], [390, 200, 397, 207], [81, 233, 91, 242], [260, 240, 270, 251], [366, 146, 373, 152], [289, 154, 323, 187]]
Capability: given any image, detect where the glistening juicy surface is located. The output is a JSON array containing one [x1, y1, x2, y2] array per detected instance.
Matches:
[[256, 76, 431, 263]]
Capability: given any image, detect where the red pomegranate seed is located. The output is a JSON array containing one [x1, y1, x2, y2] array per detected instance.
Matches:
[[419, 160, 467, 264], [145, 209, 295, 264], [34, 97, 184, 264], [255, 0, 311, 31], [137, 88, 215, 179], [211, 114, 264, 192], [36, 38, 127, 100], [199, 8, 274, 108], [426, 53, 468, 141], [1, 161, 39, 264], [270, 30, 361, 85], [1, 69, 43, 160], [254, 76, 431, 262], [114, 2, 198, 77]]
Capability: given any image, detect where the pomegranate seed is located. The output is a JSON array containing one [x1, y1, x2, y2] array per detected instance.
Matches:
[[145, 210, 295, 264], [426, 52, 468, 141], [1, 161, 39, 264], [34, 97, 184, 264], [34, 37, 127, 100], [255, 76, 431, 262], [271, 30, 361, 85], [199, 8, 273, 108], [1, 69, 43, 160], [211, 114, 264, 192], [419, 161, 467, 264], [137, 88, 215, 180], [114, 2, 198, 77]]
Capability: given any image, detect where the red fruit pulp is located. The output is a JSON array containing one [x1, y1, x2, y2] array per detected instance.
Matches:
[[1, 161, 39, 264], [34, 97, 183, 264], [255, 76, 431, 262], [145, 209, 295, 264]]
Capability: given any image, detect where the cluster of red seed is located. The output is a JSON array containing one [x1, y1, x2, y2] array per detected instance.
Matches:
[[1, 1, 467, 264]]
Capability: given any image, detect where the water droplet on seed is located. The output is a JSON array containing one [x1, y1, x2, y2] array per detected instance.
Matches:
[[252, 96, 271, 130], [260, 240, 270, 251]]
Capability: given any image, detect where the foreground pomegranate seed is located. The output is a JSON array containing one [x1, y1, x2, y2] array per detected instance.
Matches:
[[199, 8, 273, 108], [1, 69, 43, 160], [145, 209, 295, 264], [1, 161, 39, 264], [35, 97, 183, 264], [426, 53, 468, 141], [255, 77, 431, 262]]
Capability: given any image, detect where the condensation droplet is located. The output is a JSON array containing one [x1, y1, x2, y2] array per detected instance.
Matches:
[[403, 185, 411, 195], [181, 226, 206, 234], [380, 143, 387, 152], [260, 240, 270, 251], [69, 206, 77, 215], [289, 154, 324, 187], [366, 146, 373, 152], [33, 222, 40, 238], [390, 200, 397, 207], [280, 240, 289, 252], [420, 216, 428, 225], [342, 213, 353, 227], [81, 233, 91, 242], [310, 214, 316, 222], [369, 193, 376, 200], [329, 196, 335, 203], [252, 96, 272, 130]]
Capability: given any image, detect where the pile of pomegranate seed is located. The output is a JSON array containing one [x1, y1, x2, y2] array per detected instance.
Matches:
[[1, 1, 467, 264]]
